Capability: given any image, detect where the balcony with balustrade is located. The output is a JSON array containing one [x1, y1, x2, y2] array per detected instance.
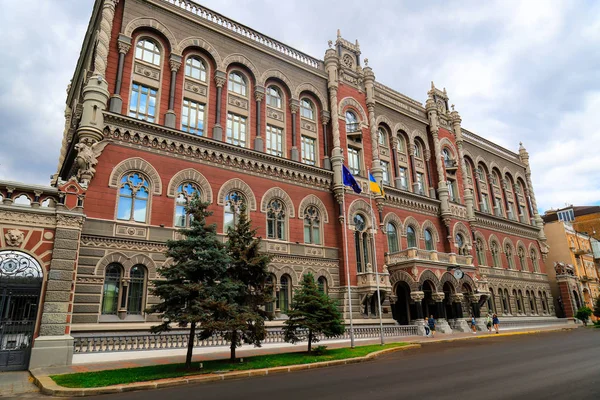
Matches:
[[385, 248, 474, 271]]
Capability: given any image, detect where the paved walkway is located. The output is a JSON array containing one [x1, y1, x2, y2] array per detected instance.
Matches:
[[0, 371, 38, 398]]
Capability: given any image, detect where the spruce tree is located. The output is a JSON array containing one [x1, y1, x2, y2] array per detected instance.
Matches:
[[147, 196, 230, 369], [283, 273, 345, 353]]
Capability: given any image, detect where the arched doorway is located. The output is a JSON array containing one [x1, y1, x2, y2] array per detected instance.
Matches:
[[394, 282, 411, 325], [461, 283, 473, 316], [0, 250, 44, 371]]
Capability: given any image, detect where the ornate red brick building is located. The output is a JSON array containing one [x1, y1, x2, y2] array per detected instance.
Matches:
[[0, 0, 561, 371]]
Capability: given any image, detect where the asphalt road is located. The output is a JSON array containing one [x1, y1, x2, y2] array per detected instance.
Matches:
[[80, 329, 600, 400]]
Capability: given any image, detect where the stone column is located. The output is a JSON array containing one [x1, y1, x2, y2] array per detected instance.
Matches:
[[164, 55, 181, 128], [321, 111, 331, 170], [501, 179, 512, 219], [519, 142, 546, 239], [109, 34, 132, 113], [425, 95, 450, 217], [363, 66, 383, 186], [29, 211, 85, 369], [324, 48, 343, 199], [212, 70, 227, 141], [409, 146, 419, 194], [432, 292, 452, 333], [94, 0, 118, 78], [290, 99, 300, 161], [450, 108, 475, 221], [391, 136, 402, 189], [451, 293, 470, 332], [489, 174, 501, 216], [253, 86, 265, 151], [410, 291, 425, 320], [425, 150, 436, 198]]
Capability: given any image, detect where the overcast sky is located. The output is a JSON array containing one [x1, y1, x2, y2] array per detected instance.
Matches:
[[0, 0, 598, 213]]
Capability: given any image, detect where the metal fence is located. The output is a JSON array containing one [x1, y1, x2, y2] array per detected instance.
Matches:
[[73, 325, 419, 354]]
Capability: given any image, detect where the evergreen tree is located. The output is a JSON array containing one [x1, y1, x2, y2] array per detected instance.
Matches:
[[217, 205, 273, 361], [147, 196, 230, 369], [283, 273, 345, 353], [594, 297, 600, 319]]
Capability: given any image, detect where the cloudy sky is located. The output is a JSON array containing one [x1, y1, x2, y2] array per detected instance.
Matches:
[[0, 0, 598, 213]]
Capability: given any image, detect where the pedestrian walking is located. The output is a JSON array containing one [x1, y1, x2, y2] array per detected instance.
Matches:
[[423, 318, 430, 337], [428, 315, 436, 338], [470, 314, 477, 334], [486, 313, 492, 333], [493, 313, 500, 334]]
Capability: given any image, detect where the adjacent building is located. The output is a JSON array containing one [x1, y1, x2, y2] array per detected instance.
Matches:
[[0, 0, 560, 371]]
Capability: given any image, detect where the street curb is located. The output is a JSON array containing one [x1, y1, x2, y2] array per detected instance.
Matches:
[[420, 327, 575, 345], [33, 344, 421, 397]]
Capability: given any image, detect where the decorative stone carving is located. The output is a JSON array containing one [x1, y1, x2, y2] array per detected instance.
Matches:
[[410, 291, 425, 302], [134, 63, 160, 80], [4, 229, 25, 247], [73, 141, 109, 185], [228, 95, 249, 110], [184, 81, 207, 96]]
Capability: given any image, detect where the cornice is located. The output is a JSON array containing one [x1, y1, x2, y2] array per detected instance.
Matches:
[[103, 112, 333, 191], [473, 211, 540, 240], [80, 234, 167, 252]]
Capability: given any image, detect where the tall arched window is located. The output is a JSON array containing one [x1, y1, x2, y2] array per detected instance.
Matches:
[[386, 223, 399, 253], [424, 229, 434, 251], [476, 239, 486, 265], [224, 191, 245, 232], [345, 111, 359, 133], [487, 288, 495, 313], [300, 98, 315, 120], [279, 275, 290, 312], [414, 143, 422, 158], [503, 288, 511, 314], [442, 148, 452, 167], [184, 56, 207, 81], [514, 290, 523, 313], [267, 199, 286, 240], [317, 276, 327, 294], [228, 72, 247, 96], [490, 241, 501, 268], [174, 182, 200, 227], [505, 244, 515, 269], [407, 226, 417, 248], [117, 173, 150, 223], [127, 265, 146, 315], [518, 247, 527, 271], [531, 249, 540, 272], [266, 85, 282, 109], [455, 234, 468, 255], [303, 206, 321, 245], [101, 264, 122, 315], [354, 214, 370, 272], [378, 128, 387, 147], [135, 38, 161, 66], [542, 291, 549, 313]]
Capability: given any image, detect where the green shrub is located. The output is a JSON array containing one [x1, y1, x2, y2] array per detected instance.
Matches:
[[313, 345, 328, 355], [575, 306, 593, 325]]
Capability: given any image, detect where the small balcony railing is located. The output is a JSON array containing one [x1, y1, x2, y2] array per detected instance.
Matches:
[[386, 248, 473, 267]]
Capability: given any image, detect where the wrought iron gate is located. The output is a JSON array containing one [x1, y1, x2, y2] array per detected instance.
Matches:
[[0, 251, 43, 371]]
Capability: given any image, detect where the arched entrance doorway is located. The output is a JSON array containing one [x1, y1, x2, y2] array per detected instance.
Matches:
[[422, 280, 440, 319], [393, 282, 412, 325], [0, 250, 43, 371]]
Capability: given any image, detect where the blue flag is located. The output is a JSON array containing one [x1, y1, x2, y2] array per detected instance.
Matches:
[[342, 165, 362, 194]]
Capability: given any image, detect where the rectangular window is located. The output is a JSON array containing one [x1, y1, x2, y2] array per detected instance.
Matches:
[[348, 147, 360, 176], [129, 83, 157, 122], [226, 113, 247, 147], [481, 193, 490, 213], [447, 179, 455, 201], [417, 173, 425, 195], [495, 198, 503, 216], [266, 125, 283, 156], [381, 161, 390, 185], [301, 136, 316, 166], [399, 167, 408, 190], [507, 202, 515, 220], [181, 99, 205, 135]]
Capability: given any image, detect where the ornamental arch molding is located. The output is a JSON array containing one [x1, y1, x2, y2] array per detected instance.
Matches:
[[419, 270, 441, 291], [459, 274, 476, 292], [488, 234, 501, 250], [383, 212, 403, 231], [177, 36, 222, 67], [411, 129, 430, 151], [403, 216, 421, 238], [222, 53, 260, 82], [109, 157, 162, 195], [128, 254, 158, 279], [475, 157, 489, 172], [94, 252, 132, 275], [452, 222, 471, 243], [314, 268, 336, 286], [124, 17, 179, 54], [298, 194, 329, 223], [167, 168, 213, 204], [260, 187, 295, 217], [440, 272, 459, 292], [339, 97, 368, 124], [375, 115, 394, 130], [267, 264, 299, 286], [474, 231, 488, 250], [390, 270, 418, 291], [217, 178, 257, 211], [260, 69, 295, 95], [439, 137, 458, 158], [295, 83, 328, 110], [347, 199, 373, 227], [516, 240, 526, 251], [420, 220, 440, 243], [0, 250, 44, 280], [393, 122, 411, 136], [502, 237, 515, 250]]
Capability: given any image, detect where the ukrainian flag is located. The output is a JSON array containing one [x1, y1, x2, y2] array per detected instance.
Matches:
[[368, 172, 384, 196]]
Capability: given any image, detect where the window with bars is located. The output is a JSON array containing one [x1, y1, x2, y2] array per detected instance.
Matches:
[[226, 113, 247, 147], [129, 83, 157, 122], [101, 264, 146, 316], [301, 136, 316, 165], [181, 99, 205, 135], [184, 56, 207, 81], [266, 125, 284, 156], [135, 39, 161, 66]]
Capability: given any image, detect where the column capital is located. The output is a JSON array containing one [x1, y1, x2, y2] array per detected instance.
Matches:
[[289, 98, 300, 114], [451, 293, 464, 303], [410, 291, 425, 302], [432, 292, 446, 302], [214, 70, 227, 88], [254, 85, 265, 102], [117, 34, 132, 54], [320, 110, 331, 125], [169, 54, 182, 72]]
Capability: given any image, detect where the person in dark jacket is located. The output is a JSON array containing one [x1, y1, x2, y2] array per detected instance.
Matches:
[[428, 315, 436, 338]]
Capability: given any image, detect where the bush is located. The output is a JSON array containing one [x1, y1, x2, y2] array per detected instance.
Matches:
[[575, 306, 593, 325], [313, 345, 328, 355]]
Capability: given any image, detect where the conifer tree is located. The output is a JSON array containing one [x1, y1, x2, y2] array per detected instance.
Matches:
[[283, 273, 345, 353], [147, 196, 230, 369]]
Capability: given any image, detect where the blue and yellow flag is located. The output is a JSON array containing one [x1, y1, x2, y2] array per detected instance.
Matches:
[[368, 172, 384, 196]]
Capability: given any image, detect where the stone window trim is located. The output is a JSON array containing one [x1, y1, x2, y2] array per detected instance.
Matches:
[[166, 168, 213, 203], [100, 263, 148, 319], [338, 97, 368, 129], [174, 182, 201, 228], [183, 54, 208, 83], [297, 194, 329, 224], [134, 36, 162, 67], [109, 157, 162, 195], [94, 251, 157, 279], [115, 172, 151, 224], [260, 187, 295, 218], [420, 220, 440, 243], [402, 216, 421, 239], [216, 178, 257, 211]]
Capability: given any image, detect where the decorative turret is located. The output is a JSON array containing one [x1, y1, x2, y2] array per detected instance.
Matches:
[[518, 142, 546, 240], [325, 35, 344, 204]]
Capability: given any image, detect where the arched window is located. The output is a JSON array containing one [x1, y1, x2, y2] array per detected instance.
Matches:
[[345, 111, 359, 133], [228, 72, 247, 96], [487, 288, 495, 312], [407, 226, 417, 248], [101, 264, 122, 315], [490, 241, 501, 268], [13, 195, 31, 206], [424, 229, 434, 251], [317, 276, 327, 294], [477, 166, 485, 182], [518, 247, 527, 271], [354, 214, 370, 273], [442, 148, 453, 167], [300, 98, 315, 120], [174, 183, 200, 227], [386, 223, 399, 253], [514, 290, 522, 314], [542, 291, 549, 313], [505, 244, 515, 269], [476, 239, 486, 265], [303, 206, 321, 245], [267, 199, 286, 240], [135, 38, 161, 66], [224, 191, 245, 232], [127, 265, 146, 315], [414, 143, 422, 158], [184, 56, 207, 81], [117, 172, 150, 223], [397, 136, 406, 153], [531, 249, 540, 272], [266, 86, 282, 109], [378, 128, 387, 147], [455, 234, 466, 255], [278, 275, 290, 312]]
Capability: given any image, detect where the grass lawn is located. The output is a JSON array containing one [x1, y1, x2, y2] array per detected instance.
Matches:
[[51, 342, 409, 388]]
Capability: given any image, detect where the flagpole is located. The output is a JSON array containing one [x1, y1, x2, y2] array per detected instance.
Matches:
[[341, 189, 355, 348], [368, 169, 385, 345]]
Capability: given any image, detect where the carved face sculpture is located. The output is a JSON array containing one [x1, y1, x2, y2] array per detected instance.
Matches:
[[5, 229, 25, 247]]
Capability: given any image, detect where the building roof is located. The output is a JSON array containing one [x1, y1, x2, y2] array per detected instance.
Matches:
[[542, 205, 600, 223]]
